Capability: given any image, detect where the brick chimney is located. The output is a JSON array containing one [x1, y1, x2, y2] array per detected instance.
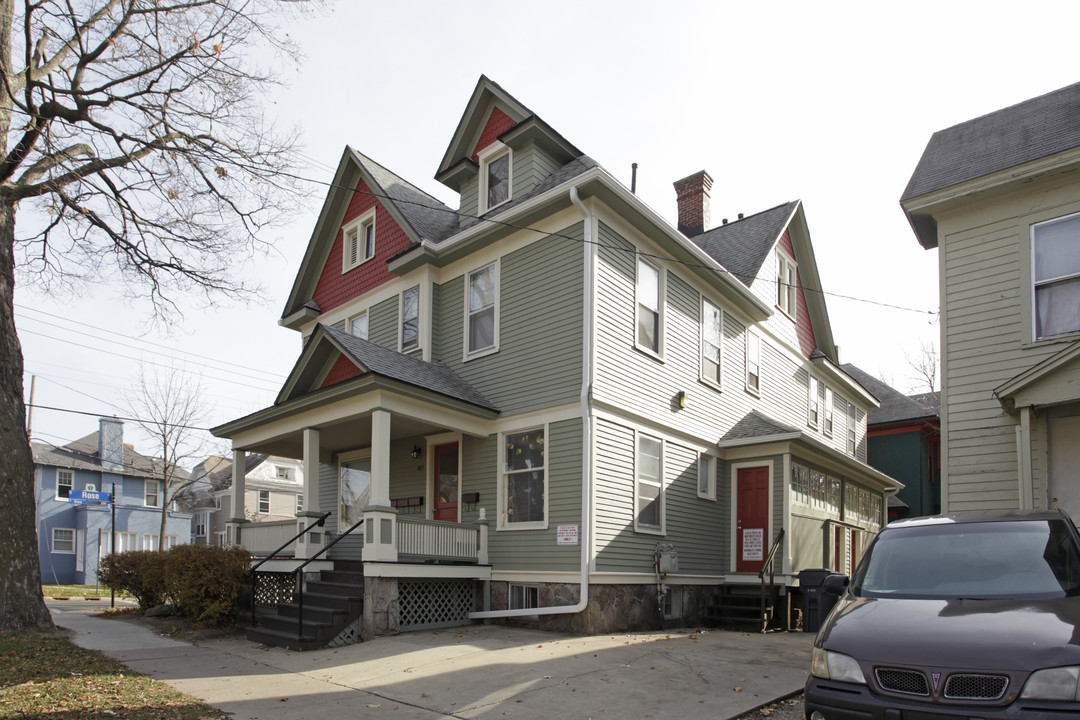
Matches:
[[673, 170, 713, 237], [98, 417, 124, 471]]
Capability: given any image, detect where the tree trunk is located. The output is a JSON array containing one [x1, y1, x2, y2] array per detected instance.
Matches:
[[0, 195, 53, 632]]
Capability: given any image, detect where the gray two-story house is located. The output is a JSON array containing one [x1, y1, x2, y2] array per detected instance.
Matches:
[[214, 76, 898, 648]]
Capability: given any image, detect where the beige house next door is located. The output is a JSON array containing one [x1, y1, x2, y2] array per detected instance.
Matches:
[[1049, 413, 1080, 522]]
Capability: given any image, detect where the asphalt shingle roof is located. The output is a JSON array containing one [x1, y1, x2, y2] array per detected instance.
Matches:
[[324, 325, 499, 412], [902, 81, 1080, 201], [689, 201, 799, 287], [32, 432, 189, 481], [351, 150, 459, 243], [722, 410, 799, 442], [841, 364, 938, 426]]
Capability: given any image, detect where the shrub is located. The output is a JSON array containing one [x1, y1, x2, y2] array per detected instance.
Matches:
[[162, 545, 251, 626], [98, 551, 167, 609]]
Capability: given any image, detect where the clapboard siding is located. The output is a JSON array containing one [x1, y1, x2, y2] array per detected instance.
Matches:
[[440, 223, 584, 415], [369, 295, 398, 349]]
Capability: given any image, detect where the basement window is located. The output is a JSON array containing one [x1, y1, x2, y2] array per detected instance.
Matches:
[[509, 583, 539, 610]]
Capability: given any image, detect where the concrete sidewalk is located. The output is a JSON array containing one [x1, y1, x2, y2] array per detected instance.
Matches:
[[50, 601, 812, 720]]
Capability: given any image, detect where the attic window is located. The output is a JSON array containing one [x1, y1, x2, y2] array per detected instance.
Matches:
[[342, 208, 376, 273], [479, 142, 511, 212], [776, 250, 797, 317]]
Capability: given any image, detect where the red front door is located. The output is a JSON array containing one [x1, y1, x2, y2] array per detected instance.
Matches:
[[433, 443, 459, 522], [736, 466, 769, 573]]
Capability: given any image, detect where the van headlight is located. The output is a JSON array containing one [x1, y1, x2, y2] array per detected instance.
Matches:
[[810, 646, 865, 684], [1021, 667, 1080, 700]]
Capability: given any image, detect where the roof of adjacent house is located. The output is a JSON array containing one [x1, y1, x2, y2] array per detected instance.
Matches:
[[31, 432, 189, 481], [902, 81, 1080, 201], [322, 325, 499, 411], [689, 201, 800, 287], [841, 364, 939, 426]]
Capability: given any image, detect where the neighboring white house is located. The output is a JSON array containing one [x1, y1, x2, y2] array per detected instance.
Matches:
[[902, 80, 1080, 519], [182, 454, 304, 550]]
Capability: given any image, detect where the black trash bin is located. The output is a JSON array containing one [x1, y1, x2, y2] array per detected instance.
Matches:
[[799, 568, 842, 633]]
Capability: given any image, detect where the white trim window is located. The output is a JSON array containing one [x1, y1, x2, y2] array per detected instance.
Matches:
[[501, 427, 546, 528], [1032, 212, 1080, 340], [466, 261, 499, 356], [275, 465, 293, 481], [144, 534, 178, 552], [194, 512, 207, 537], [100, 530, 138, 555], [745, 332, 761, 394], [777, 250, 797, 317], [296, 493, 304, 514], [701, 298, 723, 387], [509, 583, 539, 610], [341, 208, 376, 273], [349, 311, 368, 340], [636, 433, 663, 532], [144, 479, 160, 507], [808, 375, 820, 428], [823, 387, 834, 436], [258, 489, 271, 515], [697, 453, 716, 500], [56, 469, 73, 500], [847, 404, 857, 455], [479, 142, 512, 212], [637, 257, 662, 354], [401, 285, 420, 352], [52, 527, 75, 554]]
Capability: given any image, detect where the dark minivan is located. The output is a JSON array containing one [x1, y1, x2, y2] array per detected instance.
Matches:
[[806, 509, 1080, 719]]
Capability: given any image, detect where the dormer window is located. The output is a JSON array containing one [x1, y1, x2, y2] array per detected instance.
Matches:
[[479, 142, 511, 212], [342, 208, 376, 273]]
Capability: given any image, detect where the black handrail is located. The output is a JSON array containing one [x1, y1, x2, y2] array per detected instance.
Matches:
[[758, 528, 785, 633], [249, 511, 330, 617], [293, 516, 365, 643]]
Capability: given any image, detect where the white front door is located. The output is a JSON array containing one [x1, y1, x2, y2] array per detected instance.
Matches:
[[1049, 414, 1080, 522]]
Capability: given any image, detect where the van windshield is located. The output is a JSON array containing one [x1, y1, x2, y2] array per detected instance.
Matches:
[[853, 519, 1080, 599]]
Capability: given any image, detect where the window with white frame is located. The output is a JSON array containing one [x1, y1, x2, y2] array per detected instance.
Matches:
[[349, 310, 368, 340], [776, 250, 797, 316], [213, 495, 222, 510], [509, 583, 539, 610], [1032, 212, 1080, 340], [502, 427, 545, 526], [52, 528, 74, 554], [194, 512, 207, 537], [808, 375, 820, 428], [258, 490, 271, 515], [479, 143, 511, 212], [100, 530, 138, 555], [697, 453, 716, 500], [745, 332, 761, 394], [701, 298, 723, 386], [847, 404, 857, 455], [401, 285, 420, 351], [56, 469, 73, 499], [637, 257, 662, 354], [791, 463, 810, 506], [341, 209, 376, 273], [824, 387, 834, 436], [636, 433, 663, 531], [144, 534, 178, 551], [144, 479, 160, 507], [275, 466, 293, 481], [296, 493, 304, 514], [467, 262, 498, 355]]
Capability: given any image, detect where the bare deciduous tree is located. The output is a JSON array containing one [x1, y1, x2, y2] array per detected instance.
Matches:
[[125, 365, 211, 548], [0, 0, 316, 632], [905, 339, 940, 395]]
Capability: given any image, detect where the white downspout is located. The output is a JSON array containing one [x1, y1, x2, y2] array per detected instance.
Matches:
[[469, 186, 593, 620]]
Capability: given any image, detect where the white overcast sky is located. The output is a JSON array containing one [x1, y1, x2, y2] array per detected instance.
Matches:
[[16, 0, 1080, 460]]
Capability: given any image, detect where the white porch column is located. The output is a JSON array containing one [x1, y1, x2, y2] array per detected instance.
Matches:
[[295, 427, 325, 560], [363, 409, 398, 562], [226, 449, 248, 547]]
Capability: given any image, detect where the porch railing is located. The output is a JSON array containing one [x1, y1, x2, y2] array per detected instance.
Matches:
[[758, 528, 785, 633], [396, 517, 479, 562], [249, 512, 330, 616], [242, 519, 304, 558]]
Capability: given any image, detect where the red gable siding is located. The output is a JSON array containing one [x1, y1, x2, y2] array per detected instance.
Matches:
[[778, 229, 818, 359], [471, 106, 517, 162], [321, 353, 364, 388], [311, 178, 413, 314]]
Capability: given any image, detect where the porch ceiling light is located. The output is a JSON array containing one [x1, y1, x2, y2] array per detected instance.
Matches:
[[410, 445, 423, 459]]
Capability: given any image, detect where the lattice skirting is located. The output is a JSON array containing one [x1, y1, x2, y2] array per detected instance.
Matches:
[[399, 579, 475, 631], [253, 572, 296, 609], [328, 616, 363, 647]]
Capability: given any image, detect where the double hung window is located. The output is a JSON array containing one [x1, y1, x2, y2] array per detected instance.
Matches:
[[808, 376, 820, 427], [502, 428, 545, 527], [401, 285, 420, 351], [636, 434, 663, 531], [467, 263, 498, 355], [258, 490, 271, 515], [847, 404, 857, 455], [824, 387, 834, 436], [1033, 213, 1080, 340], [56, 469, 73, 499], [698, 453, 716, 500], [746, 333, 761, 393], [777, 250, 797, 316], [144, 480, 160, 507], [701, 298, 722, 386], [479, 143, 511, 212], [52, 528, 74, 553], [637, 258, 661, 353]]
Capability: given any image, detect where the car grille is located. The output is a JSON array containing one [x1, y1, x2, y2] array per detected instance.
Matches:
[[944, 674, 1008, 700], [876, 668, 929, 696]]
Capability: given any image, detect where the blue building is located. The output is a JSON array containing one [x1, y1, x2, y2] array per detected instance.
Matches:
[[33, 418, 192, 585]]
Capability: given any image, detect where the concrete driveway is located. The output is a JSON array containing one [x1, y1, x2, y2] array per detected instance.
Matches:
[[50, 602, 812, 720]]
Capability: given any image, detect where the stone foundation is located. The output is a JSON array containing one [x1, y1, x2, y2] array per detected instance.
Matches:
[[362, 576, 399, 641]]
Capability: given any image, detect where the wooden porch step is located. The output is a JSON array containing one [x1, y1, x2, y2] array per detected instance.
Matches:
[[247, 561, 364, 651], [246, 625, 324, 652]]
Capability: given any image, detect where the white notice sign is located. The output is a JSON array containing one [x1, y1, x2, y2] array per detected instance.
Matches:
[[557, 524, 579, 546], [742, 528, 764, 561]]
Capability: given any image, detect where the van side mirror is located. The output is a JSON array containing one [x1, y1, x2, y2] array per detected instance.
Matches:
[[822, 574, 850, 597]]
